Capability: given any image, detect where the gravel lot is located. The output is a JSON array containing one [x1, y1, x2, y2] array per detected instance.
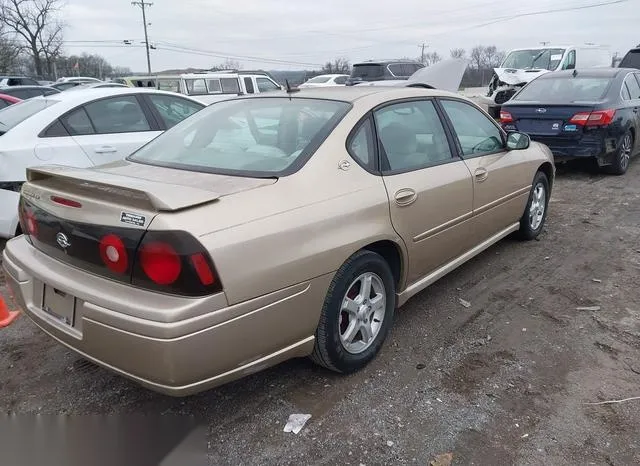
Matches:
[[1, 160, 640, 465]]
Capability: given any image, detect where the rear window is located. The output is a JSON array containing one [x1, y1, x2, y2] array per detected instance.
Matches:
[[620, 50, 640, 69], [351, 64, 384, 79], [0, 98, 58, 134], [128, 97, 351, 177], [514, 76, 612, 102], [306, 76, 332, 84]]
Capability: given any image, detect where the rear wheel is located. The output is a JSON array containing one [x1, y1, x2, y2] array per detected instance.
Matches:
[[606, 130, 633, 176], [311, 250, 396, 373], [517, 171, 549, 240]]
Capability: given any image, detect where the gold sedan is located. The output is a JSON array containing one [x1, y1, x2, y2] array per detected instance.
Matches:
[[3, 86, 554, 395]]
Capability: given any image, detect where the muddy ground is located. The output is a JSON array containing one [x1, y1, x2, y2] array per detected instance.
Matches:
[[1, 161, 639, 465]]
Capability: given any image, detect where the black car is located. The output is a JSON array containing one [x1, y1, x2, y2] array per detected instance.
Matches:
[[345, 60, 424, 86], [500, 68, 640, 175], [0, 85, 60, 100], [619, 47, 640, 69], [0, 75, 41, 86]]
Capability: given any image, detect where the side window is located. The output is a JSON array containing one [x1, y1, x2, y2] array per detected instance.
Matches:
[[563, 50, 576, 70], [622, 83, 632, 100], [84, 96, 151, 134], [374, 100, 453, 172], [0, 100, 8, 109], [61, 108, 95, 135], [347, 118, 376, 170], [387, 64, 403, 77], [148, 94, 203, 128], [334, 76, 347, 85], [11, 90, 31, 99], [256, 78, 280, 93], [624, 74, 640, 100], [220, 78, 240, 94], [42, 119, 70, 137], [440, 99, 505, 157], [244, 77, 255, 94], [207, 79, 222, 93], [23, 78, 38, 85], [7, 78, 20, 86], [185, 79, 207, 95]]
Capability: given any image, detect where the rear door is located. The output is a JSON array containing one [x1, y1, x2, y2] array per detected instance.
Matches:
[[439, 98, 533, 240], [624, 73, 640, 154], [62, 94, 162, 165], [374, 98, 474, 284]]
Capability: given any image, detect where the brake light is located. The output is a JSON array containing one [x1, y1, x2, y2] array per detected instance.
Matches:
[[500, 110, 514, 123], [99, 234, 129, 274], [50, 196, 82, 208], [139, 242, 182, 285], [190, 253, 215, 286], [569, 109, 616, 127], [19, 201, 38, 237]]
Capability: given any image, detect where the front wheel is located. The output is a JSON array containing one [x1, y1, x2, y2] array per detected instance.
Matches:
[[311, 250, 396, 373], [517, 171, 550, 241]]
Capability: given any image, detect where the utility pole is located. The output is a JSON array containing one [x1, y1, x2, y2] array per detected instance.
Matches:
[[418, 43, 428, 64], [540, 41, 550, 46], [132, 1, 153, 74]]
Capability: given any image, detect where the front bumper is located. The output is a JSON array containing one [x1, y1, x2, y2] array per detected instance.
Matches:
[[3, 236, 331, 396]]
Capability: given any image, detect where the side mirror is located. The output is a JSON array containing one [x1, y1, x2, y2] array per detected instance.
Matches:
[[506, 131, 530, 150]]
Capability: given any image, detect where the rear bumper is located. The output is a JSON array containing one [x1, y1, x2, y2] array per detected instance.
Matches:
[[2, 236, 331, 396], [528, 134, 618, 162]]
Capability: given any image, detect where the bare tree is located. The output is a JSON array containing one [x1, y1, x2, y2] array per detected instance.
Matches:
[[0, 22, 21, 72], [482, 45, 504, 69], [211, 58, 242, 71], [423, 51, 441, 66], [321, 57, 350, 74], [0, 0, 65, 78], [450, 48, 466, 60], [470, 46, 485, 70]]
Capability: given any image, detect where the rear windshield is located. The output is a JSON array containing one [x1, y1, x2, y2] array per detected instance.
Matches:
[[0, 98, 58, 134], [128, 97, 351, 177], [350, 64, 384, 79], [514, 76, 612, 102], [620, 50, 640, 69], [306, 76, 332, 84]]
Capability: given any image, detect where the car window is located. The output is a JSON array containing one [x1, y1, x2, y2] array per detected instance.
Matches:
[[624, 74, 640, 100], [619, 50, 640, 69], [221, 78, 241, 94], [387, 64, 403, 77], [62, 108, 95, 135], [440, 99, 504, 157], [256, 78, 279, 93], [206, 79, 222, 93], [0, 98, 58, 134], [513, 76, 612, 102], [157, 79, 180, 92], [148, 94, 203, 128], [0, 100, 8, 109], [348, 118, 376, 170], [622, 83, 632, 100], [128, 97, 350, 176], [42, 119, 70, 137], [562, 50, 576, 70], [334, 76, 347, 85], [374, 100, 453, 172], [185, 79, 207, 95], [43, 88, 59, 96], [244, 77, 255, 94], [83, 96, 151, 134], [10, 90, 32, 99], [307, 76, 332, 84]]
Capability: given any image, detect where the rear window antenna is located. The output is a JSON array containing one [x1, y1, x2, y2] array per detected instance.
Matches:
[[285, 79, 299, 95], [572, 69, 578, 77]]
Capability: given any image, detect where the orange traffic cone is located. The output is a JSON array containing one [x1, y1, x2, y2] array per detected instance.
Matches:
[[0, 292, 19, 328]]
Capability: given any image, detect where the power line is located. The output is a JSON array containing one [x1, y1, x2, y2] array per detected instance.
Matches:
[[131, 1, 153, 74]]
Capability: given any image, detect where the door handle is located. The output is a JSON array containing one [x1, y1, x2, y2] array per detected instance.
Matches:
[[394, 188, 417, 206], [474, 168, 489, 182], [94, 146, 117, 154]]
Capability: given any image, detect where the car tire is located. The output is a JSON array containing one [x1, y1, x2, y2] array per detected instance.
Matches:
[[517, 171, 550, 241], [311, 250, 396, 373], [606, 130, 633, 176]]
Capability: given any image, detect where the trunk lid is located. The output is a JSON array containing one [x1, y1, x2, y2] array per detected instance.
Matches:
[[503, 103, 597, 137]]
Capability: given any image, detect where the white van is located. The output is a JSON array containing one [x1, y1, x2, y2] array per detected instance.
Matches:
[[156, 72, 282, 104], [485, 44, 612, 108]]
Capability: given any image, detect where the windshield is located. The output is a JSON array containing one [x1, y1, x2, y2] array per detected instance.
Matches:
[[0, 98, 58, 134], [501, 49, 565, 70], [128, 97, 351, 176], [350, 64, 384, 79], [620, 50, 640, 69], [306, 76, 332, 84], [514, 76, 612, 102]]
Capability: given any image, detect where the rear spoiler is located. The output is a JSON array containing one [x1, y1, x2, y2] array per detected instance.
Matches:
[[26, 165, 220, 212]]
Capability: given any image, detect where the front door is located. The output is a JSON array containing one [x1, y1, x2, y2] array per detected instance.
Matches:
[[438, 98, 533, 240], [374, 99, 474, 284]]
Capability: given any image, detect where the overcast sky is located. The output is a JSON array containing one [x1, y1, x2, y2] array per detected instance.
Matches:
[[62, 0, 638, 72]]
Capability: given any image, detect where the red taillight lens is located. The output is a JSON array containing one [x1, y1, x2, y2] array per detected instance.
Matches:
[[50, 196, 82, 208], [569, 109, 616, 127], [500, 110, 514, 123], [99, 234, 129, 274], [190, 253, 215, 286], [139, 241, 182, 285]]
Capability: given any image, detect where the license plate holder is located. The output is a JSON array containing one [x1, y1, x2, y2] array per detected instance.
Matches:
[[42, 285, 75, 327]]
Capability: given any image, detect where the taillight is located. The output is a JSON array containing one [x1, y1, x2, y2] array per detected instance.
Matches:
[[18, 200, 38, 238], [99, 234, 129, 274], [569, 109, 616, 127], [500, 110, 514, 123], [50, 196, 82, 208], [132, 231, 222, 296]]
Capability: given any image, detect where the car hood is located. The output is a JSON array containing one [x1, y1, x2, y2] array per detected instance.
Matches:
[[355, 59, 469, 92], [493, 67, 551, 86]]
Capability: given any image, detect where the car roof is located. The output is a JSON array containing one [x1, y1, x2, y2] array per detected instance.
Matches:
[[538, 68, 631, 79], [240, 86, 464, 104], [0, 85, 53, 90]]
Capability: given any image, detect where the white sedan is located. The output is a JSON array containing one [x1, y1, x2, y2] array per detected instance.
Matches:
[[0, 88, 205, 238], [299, 74, 349, 88]]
